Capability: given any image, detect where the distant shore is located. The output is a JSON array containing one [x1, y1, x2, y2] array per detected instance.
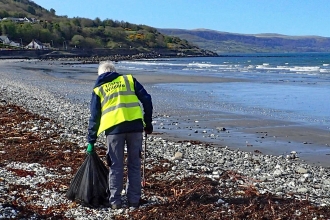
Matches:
[[0, 47, 218, 61]]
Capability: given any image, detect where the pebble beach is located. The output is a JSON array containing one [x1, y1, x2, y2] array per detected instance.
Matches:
[[1, 59, 330, 219]]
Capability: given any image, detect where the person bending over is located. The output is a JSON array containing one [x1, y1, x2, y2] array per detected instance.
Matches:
[[87, 61, 153, 209]]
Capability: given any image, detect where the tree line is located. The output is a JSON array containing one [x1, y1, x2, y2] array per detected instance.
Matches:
[[0, 11, 193, 51]]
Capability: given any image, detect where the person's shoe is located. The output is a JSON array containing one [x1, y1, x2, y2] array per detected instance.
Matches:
[[111, 204, 122, 209]]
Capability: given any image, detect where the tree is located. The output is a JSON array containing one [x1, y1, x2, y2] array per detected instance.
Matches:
[[164, 36, 174, 44], [39, 29, 52, 43], [71, 34, 84, 47], [0, 10, 197, 52], [106, 28, 126, 41], [50, 8, 56, 15], [83, 37, 99, 48], [94, 17, 101, 27], [27, 6, 36, 15], [59, 21, 73, 39], [103, 19, 116, 27], [0, 10, 10, 18], [1, 21, 17, 37], [71, 18, 81, 27], [17, 23, 34, 42], [80, 18, 94, 28]]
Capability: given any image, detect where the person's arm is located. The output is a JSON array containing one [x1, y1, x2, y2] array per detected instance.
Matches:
[[134, 77, 153, 126], [87, 92, 102, 144]]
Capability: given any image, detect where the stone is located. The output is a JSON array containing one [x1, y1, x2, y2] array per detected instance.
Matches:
[[216, 127, 226, 131], [297, 188, 308, 193], [174, 152, 183, 160], [296, 167, 308, 174], [273, 169, 282, 177]]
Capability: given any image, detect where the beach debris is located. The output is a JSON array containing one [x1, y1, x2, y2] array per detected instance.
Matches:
[[171, 152, 183, 161], [216, 127, 226, 131], [287, 151, 299, 159], [2, 101, 330, 219]]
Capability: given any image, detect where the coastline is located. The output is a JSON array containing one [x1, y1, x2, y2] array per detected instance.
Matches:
[[1, 59, 330, 218], [1, 59, 330, 167], [121, 68, 330, 167]]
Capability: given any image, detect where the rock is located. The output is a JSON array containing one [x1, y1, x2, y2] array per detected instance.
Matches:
[[216, 127, 226, 131], [172, 152, 183, 160], [273, 169, 282, 177], [323, 179, 330, 185], [218, 159, 225, 164], [296, 167, 308, 174], [216, 199, 225, 204], [297, 188, 308, 193]]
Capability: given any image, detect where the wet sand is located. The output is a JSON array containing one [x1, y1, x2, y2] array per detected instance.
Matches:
[[2, 59, 330, 167], [122, 67, 330, 167], [155, 112, 330, 167]]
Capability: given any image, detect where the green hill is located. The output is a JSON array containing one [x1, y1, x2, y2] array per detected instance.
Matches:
[[0, 0, 56, 19], [0, 0, 216, 57], [158, 28, 330, 54]]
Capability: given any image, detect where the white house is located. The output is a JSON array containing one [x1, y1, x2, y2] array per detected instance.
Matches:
[[2, 17, 24, 23], [25, 39, 48, 49], [0, 36, 11, 45], [1, 17, 39, 23], [0, 35, 23, 48]]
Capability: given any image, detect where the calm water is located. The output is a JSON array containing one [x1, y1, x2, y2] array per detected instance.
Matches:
[[113, 53, 330, 130]]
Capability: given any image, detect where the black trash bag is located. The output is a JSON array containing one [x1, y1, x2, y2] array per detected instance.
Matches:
[[66, 152, 109, 208]]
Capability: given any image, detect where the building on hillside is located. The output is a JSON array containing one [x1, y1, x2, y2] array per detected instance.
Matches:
[[1, 17, 39, 23], [0, 35, 22, 48], [25, 39, 48, 50], [0, 36, 11, 45], [30, 18, 38, 23], [2, 17, 24, 23], [21, 17, 37, 23]]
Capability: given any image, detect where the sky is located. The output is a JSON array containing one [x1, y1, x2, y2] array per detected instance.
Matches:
[[32, 0, 330, 37]]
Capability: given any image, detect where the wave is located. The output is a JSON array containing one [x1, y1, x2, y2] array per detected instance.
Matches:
[[118, 58, 330, 77], [120, 60, 184, 67]]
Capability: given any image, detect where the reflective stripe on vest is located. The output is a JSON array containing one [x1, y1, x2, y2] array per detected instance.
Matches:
[[94, 74, 143, 136]]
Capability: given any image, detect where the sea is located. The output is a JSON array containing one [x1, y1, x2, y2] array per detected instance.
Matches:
[[111, 52, 330, 131], [47, 52, 330, 164]]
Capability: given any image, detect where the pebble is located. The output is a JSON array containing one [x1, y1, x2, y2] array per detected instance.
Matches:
[[1, 60, 330, 219]]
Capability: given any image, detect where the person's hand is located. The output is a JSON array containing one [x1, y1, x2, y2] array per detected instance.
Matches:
[[86, 143, 94, 154], [144, 123, 153, 134]]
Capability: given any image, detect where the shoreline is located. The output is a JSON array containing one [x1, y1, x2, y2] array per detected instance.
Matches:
[[1, 59, 330, 218], [126, 70, 330, 167], [2, 102, 330, 219], [1, 59, 330, 167]]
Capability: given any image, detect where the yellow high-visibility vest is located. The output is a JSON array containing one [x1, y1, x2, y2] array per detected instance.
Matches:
[[94, 74, 143, 136]]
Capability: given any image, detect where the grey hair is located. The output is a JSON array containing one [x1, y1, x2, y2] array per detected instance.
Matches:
[[98, 61, 116, 75]]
